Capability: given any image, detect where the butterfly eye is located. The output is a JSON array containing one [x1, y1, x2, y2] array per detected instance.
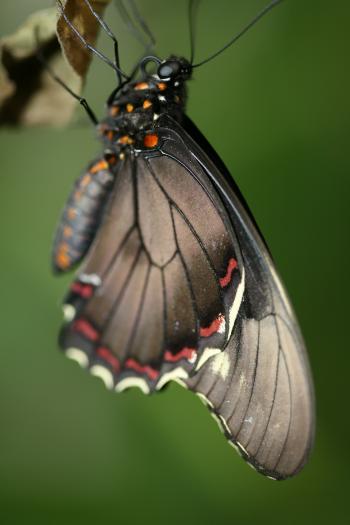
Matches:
[[158, 60, 181, 79]]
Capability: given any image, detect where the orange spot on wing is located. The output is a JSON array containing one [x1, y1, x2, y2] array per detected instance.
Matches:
[[143, 133, 158, 148], [135, 82, 149, 90], [157, 82, 167, 91], [143, 99, 152, 109], [126, 103, 134, 113]]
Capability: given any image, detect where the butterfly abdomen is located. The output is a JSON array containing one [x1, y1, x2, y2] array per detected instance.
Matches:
[[52, 157, 115, 272]]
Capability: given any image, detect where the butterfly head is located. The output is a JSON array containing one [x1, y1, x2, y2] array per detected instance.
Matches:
[[139, 55, 192, 85], [157, 57, 192, 83]]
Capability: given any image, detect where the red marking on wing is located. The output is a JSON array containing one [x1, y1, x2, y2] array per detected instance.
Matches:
[[164, 348, 196, 363], [200, 314, 225, 338], [73, 318, 99, 342], [71, 282, 94, 299], [96, 346, 120, 374], [219, 258, 238, 288], [125, 359, 159, 381]]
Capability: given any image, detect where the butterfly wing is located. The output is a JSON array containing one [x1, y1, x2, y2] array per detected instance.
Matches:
[[160, 115, 315, 480], [57, 114, 314, 479], [59, 134, 245, 393]]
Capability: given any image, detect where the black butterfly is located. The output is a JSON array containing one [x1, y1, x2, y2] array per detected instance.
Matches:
[[52, 0, 315, 480]]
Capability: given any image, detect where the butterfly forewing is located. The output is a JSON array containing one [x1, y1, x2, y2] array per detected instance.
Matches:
[[160, 115, 315, 480], [60, 134, 244, 392]]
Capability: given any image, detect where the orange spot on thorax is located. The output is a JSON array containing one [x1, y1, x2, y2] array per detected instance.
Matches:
[[119, 135, 134, 145], [143, 133, 159, 148], [134, 82, 149, 90], [110, 105, 119, 116]]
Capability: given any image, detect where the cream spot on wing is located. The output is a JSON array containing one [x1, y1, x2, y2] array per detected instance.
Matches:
[[218, 317, 226, 334], [195, 347, 221, 372], [236, 440, 249, 456], [63, 304, 76, 322], [156, 367, 189, 390], [219, 415, 231, 435], [79, 273, 101, 286], [228, 440, 240, 453], [228, 265, 245, 340], [210, 351, 231, 380], [196, 392, 214, 409], [211, 412, 225, 433], [116, 377, 150, 394], [90, 365, 114, 390], [66, 347, 88, 368]]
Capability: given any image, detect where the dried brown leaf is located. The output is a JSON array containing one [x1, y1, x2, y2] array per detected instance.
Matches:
[[57, 0, 111, 77], [0, 8, 81, 126], [0, 1, 111, 127]]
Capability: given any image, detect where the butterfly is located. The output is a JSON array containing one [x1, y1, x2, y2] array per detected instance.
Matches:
[[51, 0, 315, 480]]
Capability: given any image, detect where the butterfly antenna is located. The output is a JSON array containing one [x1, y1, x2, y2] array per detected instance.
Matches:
[[57, 0, 129, 80], [192, 0, 284, 68], [82, 0, 126, 84]]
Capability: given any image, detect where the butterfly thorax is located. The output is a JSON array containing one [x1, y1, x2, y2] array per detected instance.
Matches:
[[98, 56, 191, 154]]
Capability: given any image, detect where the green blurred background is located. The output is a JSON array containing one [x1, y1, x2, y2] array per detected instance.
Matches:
[[1, 1, 349, 523]]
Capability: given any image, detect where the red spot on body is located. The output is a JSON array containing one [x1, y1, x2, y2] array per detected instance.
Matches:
[[73, 318, 99, 342], [164, 347, 196, 363], [125, 359, 159, 381], [200, 314, 225, 338], [96, 346, 120, 374], [143, 133, 158, 148], [71, 282, 94, 299], [219, 258, 238, 288]]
